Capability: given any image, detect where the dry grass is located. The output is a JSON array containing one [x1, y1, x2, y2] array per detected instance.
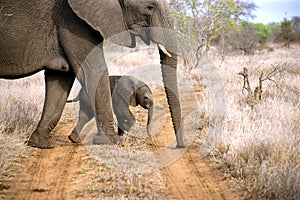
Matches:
[[197, 45, 300, 199], [0, 72, 44, 193]]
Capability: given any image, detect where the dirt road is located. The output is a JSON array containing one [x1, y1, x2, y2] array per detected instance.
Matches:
[[3, 118, 90, 200], [162, 145, 240, 200], [151, 93, 241, 200], [2, 93, 241, 199]]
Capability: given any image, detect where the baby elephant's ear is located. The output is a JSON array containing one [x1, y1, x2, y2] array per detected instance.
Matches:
[[67, 0, 134, 47], [115, 77, 138, 107], [129, 93, 137, 107]]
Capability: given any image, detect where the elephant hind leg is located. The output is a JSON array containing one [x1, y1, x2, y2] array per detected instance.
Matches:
[[27, 132, 53, 149], [27, 70, 75, 148]]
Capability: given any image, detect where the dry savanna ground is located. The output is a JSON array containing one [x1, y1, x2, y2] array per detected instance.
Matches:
[[0, 43, 299, 199]]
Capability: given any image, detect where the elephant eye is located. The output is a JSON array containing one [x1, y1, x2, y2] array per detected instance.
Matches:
[[145, 3, 157, 14]]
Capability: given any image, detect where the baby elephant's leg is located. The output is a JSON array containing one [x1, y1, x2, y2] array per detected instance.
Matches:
[[68, 89, 94, 143]]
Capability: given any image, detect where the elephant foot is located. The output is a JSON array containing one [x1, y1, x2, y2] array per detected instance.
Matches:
[[68, 131, 81, 143], [176, 144, 186, 149], [93, 134, 123, 145], [93, 134, 111, 145], [27, 132, 53, 149]]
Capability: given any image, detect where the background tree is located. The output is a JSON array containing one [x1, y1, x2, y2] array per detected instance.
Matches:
[[280, 18, 293, 48], [291, 16, 300, 44], [228, 21, 258, 54], [271, 16, 300, 46], [169, 0, 257, 51], [254, 23, 272, 45]]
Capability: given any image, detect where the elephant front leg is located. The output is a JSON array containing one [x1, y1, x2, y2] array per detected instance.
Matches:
[[27, 70, 74, 148], [93, 69, 120, 144]]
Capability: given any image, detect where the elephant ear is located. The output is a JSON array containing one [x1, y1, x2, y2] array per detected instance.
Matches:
[[67, 0, 134, 47], [115, 76, 138, 107]]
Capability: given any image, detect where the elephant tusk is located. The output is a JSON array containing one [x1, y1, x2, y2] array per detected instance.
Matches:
[[158, 44, 172, 58]]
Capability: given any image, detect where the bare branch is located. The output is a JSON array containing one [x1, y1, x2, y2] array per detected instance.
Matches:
[[238, 67, 252, 96], [261, 63, 288, 82]]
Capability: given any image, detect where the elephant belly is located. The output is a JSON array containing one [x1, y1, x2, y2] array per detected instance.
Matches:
[[0, 0, 61, 78], [0, 64, 44, 79]]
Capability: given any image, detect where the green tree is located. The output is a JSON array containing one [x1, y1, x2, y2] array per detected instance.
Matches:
[[169, 0, 257, 51], [254, 23, 272, 44]]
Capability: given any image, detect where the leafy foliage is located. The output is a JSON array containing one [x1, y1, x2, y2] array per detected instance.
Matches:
[[253, 23, 272, 44], [169, 0, 257, 50]]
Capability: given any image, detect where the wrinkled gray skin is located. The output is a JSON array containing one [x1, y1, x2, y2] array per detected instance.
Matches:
[[67, 76, 153, 143], [0, 0, 185, 148]]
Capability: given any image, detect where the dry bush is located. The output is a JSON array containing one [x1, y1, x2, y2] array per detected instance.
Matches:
[[196, 47, 300, 199]]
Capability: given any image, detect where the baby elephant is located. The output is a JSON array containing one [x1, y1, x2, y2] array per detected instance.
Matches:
[[67, 75, 153, 143]]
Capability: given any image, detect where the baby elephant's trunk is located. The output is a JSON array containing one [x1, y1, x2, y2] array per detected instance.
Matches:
[[147, 104, 154, 137]]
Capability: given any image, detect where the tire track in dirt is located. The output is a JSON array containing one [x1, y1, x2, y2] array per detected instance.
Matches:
[[4, 117, 89, 200], [162, 144, 240, 200], [150, 93, 241, 200]]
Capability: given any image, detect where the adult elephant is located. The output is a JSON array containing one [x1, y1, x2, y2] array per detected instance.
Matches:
[[67, 76, 154, 143], [0, 0, 185, 148]]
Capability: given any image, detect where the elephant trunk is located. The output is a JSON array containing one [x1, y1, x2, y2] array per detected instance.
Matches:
[[159, 49, 185, 148], [146, 104, 154, 137]]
